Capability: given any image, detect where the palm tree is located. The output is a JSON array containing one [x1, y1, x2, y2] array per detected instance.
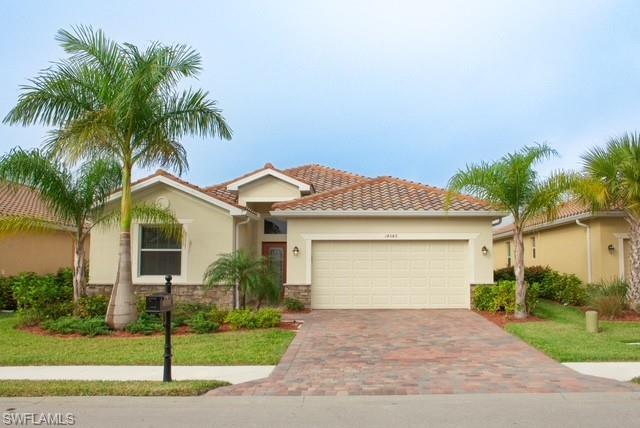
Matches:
[[448, 144, 571, 319], [3, 26, 231, 328], [576, 133, 640, 310], [203, 250, 279, 310], [0, 148, 180, 302]]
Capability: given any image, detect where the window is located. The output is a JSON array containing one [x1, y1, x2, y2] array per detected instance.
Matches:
[[139, 226, 181, 276], [506, 241, 512, 267], [264, 218, 287, 234], [531, 236, 536, 259]]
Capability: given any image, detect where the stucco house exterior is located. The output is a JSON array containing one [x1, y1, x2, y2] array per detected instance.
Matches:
[[0, 183, 83, 276], [493, 201, 631, 284], [88, 164, 504, 309]]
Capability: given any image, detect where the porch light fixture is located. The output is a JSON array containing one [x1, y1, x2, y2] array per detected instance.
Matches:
[[608, 244, 615, 254], [292, 246, 300, 256], [481, 246, 489, 256]]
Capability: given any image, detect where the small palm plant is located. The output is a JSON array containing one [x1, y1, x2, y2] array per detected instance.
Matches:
[[0, 148, 181, 302], [3, 26, 231, 328], [448, 144, 571, 318], [575, 132, 640, 310], [203, 250, 280, 310]]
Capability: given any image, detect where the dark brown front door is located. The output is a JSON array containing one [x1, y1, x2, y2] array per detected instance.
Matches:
[[262, 242, 287, 290]]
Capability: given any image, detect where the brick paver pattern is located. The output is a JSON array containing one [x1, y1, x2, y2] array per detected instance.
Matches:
[[211, 310, 638, 396]]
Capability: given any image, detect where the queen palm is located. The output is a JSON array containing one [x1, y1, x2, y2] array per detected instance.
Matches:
[[3, 26, 231, 328], [577, 133, 640, 310], [0, 148, 180, 302], [448, 144, 571, 319]]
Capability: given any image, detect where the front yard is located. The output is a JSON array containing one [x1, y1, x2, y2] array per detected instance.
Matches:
[[506, 300, 640, 362], [0, 314, 295, 366]]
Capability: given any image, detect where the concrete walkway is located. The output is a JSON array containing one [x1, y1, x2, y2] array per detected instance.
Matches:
[[0, 366, 274, 384], [564, 362, 640, 382]]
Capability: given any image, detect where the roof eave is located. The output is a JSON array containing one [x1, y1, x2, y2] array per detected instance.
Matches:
[[271, 209, 508, 218]]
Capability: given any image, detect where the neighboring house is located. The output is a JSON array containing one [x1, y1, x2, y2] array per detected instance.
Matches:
[[0, 183, 84, 276], [493, 201, 631, 284], [88, 164, 504, 309]]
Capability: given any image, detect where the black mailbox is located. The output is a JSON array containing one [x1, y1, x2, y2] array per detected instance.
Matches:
[[146, 293, 174, 313]]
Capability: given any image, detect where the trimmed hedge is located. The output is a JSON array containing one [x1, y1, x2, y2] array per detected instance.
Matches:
[[42, 316, 110, 337], [224, 308, 281, 330], [539, 271, 587, 305], [473, 280, 540, 314], [12, 269, 73, 324], [494, 265, 553, 284]]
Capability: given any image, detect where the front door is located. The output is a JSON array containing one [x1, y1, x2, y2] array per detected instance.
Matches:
[[262, 242, 287, 292]]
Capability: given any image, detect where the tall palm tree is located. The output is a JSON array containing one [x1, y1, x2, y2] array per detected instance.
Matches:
[[577, 133, 640, 310], [0, 148, 180, 302], [448, 144, 571, 319], [3, 26, 231, 328]]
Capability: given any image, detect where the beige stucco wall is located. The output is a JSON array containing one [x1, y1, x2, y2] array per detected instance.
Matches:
[[237, 176, 301, 206], [285, 216, 495, 286], [89, 183, 234, 285], [0, 231, 76, 276], [493, 217, 630, 283]]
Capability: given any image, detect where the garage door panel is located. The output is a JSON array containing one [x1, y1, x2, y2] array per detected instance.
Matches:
[[311, 240, 470, 309]]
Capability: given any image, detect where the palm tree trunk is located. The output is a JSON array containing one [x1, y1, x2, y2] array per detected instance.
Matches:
[[72, 233, 86, 301], [513, 224, 528, 319], [106, 163, 138, 329], [627, 216, 640, 311]]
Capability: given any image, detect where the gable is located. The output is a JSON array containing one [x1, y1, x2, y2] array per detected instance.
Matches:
[[237, 175, 302, 205]]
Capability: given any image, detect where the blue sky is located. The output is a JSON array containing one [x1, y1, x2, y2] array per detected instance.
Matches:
[[1, 1, 640, 187]]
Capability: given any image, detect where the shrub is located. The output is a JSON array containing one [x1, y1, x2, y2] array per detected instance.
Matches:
[[284, 298, 305, 312], [0, 276, 17, 310], [16, 308, 43, 327], [74, 295, 109, 319], [224, 309, 257, 330], [186, 312, 220, 334], [587, 280, 628, 319], [472, 285, 497, 311], [540, 271, 587, 305], [42, 316, 110, 337], [493, 265, 553, 284], [126, 313, 163, 335], [11, 269, 73, 322], [209, 306, 228, 325], [136, 295, 147, 314], [172, 303, 214, 327], [472, 281, 539, 314], [224, 308, 282, 329], [255, 308, 281, 328]]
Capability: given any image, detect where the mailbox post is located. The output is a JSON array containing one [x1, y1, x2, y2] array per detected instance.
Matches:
[[145, 274, 174, 382]]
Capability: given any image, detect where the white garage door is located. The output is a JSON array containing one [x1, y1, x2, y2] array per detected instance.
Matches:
[[311, 240, 469, 309]]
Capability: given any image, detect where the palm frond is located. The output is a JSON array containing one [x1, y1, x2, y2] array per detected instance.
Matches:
[[0, 216, 66, 236], [93, 203, 182, 241]]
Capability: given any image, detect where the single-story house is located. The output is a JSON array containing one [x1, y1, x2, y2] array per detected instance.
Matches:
[[493, 201, 631, 284], [88, 164, 504, 309], [0, 183, 85, 276]]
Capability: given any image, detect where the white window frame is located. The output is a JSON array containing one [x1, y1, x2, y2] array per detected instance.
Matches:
[[133, 220, 190, 284]]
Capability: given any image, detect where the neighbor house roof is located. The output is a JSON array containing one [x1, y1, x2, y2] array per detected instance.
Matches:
[[0, 182, 67, 226], [493, 200, 625, 239], [271, 176, 496, 215]]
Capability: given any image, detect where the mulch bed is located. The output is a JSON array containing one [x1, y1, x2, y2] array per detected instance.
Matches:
[[475, 310, 543, 329], [577, 306, 640, 321]]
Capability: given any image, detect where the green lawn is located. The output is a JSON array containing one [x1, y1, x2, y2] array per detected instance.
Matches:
[[0, 380, 228, 396], [506, 300, 640, 362], [0, 314, 295, 366]]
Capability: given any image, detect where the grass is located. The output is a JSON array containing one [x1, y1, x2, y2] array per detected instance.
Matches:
[[0, 380, 228, 396], [506, 300, 640, 362], [0, 314, 295, 366]]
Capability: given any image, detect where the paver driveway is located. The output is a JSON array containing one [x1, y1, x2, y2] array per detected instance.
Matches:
[[211, 310, 636, 396]]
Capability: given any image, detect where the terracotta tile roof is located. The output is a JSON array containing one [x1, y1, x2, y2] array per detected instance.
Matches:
[[272, 176, 492, 212], [492, 200, 623, 238], [130, 170, 253, 213], [283, 164, 368, 193], [0, 182, 66, 225]]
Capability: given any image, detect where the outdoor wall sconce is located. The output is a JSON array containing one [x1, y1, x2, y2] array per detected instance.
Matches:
[[292, 246, 300, 256], [481, 246, 489, 256], [608, 244, 615, 254]]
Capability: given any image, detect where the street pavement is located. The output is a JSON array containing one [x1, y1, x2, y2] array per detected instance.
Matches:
[[2, 392, 640, 428]]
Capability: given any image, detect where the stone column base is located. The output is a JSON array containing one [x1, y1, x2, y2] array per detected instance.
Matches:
[[283, 284, 311, 308]]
